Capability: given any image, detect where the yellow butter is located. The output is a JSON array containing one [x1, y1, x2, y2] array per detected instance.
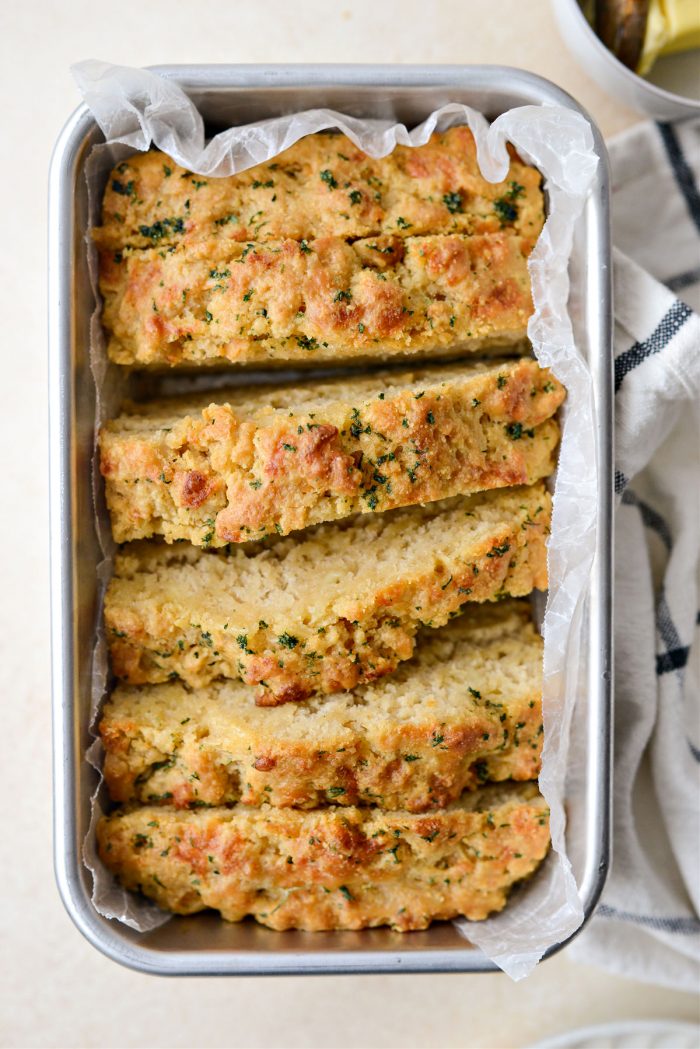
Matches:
[[638, 0, 700, 75]]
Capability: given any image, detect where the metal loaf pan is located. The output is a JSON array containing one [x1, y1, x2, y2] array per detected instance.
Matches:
[[49, 64, 612, 975]]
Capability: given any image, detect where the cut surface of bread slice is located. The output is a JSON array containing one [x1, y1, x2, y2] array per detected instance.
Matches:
[[95, 128, 544, 253], [96, 782, 550, 930], [105, 485, 550, 702], [101, 600, 543, 811], [99, 357, 564, 545]]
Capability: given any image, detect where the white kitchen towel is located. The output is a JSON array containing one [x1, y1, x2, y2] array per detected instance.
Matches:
[[570, 119, 700, 992]]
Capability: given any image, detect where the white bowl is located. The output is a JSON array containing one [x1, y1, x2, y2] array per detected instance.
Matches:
[[552, 0, 700, 120]]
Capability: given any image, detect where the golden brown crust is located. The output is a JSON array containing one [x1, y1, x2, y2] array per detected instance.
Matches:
[[96, 783, 550, 930], [96, 128, 543, 368], [98, 359, 564, 546], [104, 485, 551, 702], [101, 232, 534, 368], [100, 601, 544, 811], [95, 128, 544, 252]]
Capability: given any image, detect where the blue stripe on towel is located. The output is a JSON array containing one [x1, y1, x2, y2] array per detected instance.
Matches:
[[656, 647, 690, 674], [657, 593, 684, 656], [657, 123, 700, 234], [598, 904, 700, 934], [620, 501, 691, 684], [614, 301, 692, 393], [622, 490, 673, 551], [667, 265, 700, 293]]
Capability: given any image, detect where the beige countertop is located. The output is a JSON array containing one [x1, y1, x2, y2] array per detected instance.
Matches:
[[1, 1, 697, 1045]]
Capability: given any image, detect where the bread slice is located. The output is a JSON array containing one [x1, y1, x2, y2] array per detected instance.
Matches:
[[99, 358, 564, 545], [105, 485, 550, 702], [97, 128, 543, 368], [94, 128, 544, 252], [101, 231, 534, 368], [101, 600, 543, 811], [96, 781, 550, 930]]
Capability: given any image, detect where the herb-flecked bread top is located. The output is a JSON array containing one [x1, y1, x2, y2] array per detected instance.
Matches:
[[95, 127, 545, 367], [99, 358, 564, 545]]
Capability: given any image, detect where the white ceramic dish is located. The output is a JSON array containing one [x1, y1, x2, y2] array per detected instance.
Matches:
[[532, 1019, 700, 1048], [553, 0, 700, 121]]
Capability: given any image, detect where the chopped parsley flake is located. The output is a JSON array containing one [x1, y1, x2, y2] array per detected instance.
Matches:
[[277, 632, 299, 649], [139, 217, 185, 242], [487, 542, 511, 558], [295, 335, 318, 351], [320, 169, 338, 189], [443, 191, 463, 213], [112, 178, 134, 196], [494, 198, 518, 223], [494, 181, 525, 225]]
